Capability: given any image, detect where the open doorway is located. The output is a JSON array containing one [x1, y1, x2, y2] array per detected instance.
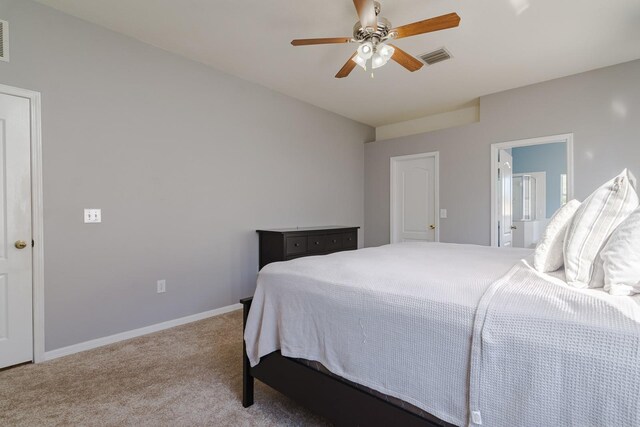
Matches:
[[491, 134, 574, 248]]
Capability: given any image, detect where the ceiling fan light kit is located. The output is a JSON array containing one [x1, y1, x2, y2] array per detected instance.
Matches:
[[353, 41, 394, 74], [290, 0, 461, 79]]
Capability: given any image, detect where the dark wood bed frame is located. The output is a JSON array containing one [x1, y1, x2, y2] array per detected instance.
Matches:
[[241, 297, 454, 427]]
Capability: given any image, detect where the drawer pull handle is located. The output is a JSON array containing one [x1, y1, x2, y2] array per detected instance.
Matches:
[[314, 241, 320, 245], [294, 243, 300, 247], [332, 239, 337, 243]]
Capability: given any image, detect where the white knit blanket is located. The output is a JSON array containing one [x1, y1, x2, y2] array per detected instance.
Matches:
[[469, 260, 640, 427]]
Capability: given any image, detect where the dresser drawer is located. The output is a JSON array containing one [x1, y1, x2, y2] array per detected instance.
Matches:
[[285, 236, 307, 255], [342, 232, 357, 248], [325, 234, 342, 251], [307, 235, 327, 253]]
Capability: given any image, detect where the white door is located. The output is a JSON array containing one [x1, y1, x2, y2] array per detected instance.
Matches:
[[0, 93, 33, 368], [498, 149, 513, 247], [391, 154, 437, 243]]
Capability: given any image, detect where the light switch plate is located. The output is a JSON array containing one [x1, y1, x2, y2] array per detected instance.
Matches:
[[157, 280, 166, 294], [440, 209, 448, 219], [84, 209, 101, 223]]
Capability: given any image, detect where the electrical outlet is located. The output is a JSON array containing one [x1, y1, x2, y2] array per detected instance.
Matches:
[[157, 279, 166, 294], [84, 209, 101, 223]]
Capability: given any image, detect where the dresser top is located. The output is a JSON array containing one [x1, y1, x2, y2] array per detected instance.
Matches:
[[256, 226, 359, 233]]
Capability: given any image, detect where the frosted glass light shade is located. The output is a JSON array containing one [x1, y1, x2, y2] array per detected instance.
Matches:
[[372, 53, 386, 69], [357, 42, 374, 60], [378, 44, 395, 59], [352, 54, 367, 69]]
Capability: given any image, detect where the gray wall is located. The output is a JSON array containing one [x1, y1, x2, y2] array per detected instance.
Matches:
[[365, 59, 640, 247], [0, 0, 374, 351], [512, 142, 567, 218]]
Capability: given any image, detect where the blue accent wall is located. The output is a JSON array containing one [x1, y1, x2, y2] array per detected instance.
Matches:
[[512, 142, 567, 218]]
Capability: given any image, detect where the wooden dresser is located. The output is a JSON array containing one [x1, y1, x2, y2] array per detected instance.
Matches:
[[256, 226, 359, 270]]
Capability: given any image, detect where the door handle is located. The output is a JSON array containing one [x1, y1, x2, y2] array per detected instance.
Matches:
[[429, 225, 436, 230], [511, 225, 517, 230], [15, 240, 27, 249]]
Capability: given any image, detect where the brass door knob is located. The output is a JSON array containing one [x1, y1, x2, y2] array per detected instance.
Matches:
[[429, 225, 436, 230], [15, 240, 28, 249]]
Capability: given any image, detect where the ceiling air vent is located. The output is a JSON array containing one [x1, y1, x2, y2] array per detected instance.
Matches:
[[419, 47, 451, 66], [0, 20, 8, 62]]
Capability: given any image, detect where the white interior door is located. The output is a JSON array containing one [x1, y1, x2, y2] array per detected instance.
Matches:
[[0, 93, 33, 368], [498, 149, 513, 247], [391, 154, 437, 243]]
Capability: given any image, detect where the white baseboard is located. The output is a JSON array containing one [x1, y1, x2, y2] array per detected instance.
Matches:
[[43, 303, 243, 361]]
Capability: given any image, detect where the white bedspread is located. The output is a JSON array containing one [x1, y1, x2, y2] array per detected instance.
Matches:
[[244, 242, 531, 426], [469, 260, 640, 427]]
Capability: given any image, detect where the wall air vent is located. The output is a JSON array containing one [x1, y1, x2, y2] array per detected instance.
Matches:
[[419, 47, 451, 66], [0, 20, 8, 62]]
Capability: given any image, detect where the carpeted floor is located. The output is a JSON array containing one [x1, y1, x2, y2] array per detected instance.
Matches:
[[0, 310, 328, 426]]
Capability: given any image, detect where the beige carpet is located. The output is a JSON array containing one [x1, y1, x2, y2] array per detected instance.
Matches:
[[0, 310, 328, 426]]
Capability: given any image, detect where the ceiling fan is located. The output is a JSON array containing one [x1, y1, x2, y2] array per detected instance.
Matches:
[[291, 0, 461, 78]]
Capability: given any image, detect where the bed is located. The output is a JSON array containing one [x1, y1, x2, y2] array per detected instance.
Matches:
[[242, 242, 640, 426]]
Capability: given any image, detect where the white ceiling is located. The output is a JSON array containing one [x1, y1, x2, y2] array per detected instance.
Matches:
[[35, 0, 640, 127]]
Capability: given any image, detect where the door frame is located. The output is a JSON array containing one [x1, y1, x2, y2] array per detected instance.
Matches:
[[390, 151, 440, 243], [497, 148, 514, 247], [0, 83, 45, 363], [490, 133, 574, 247]]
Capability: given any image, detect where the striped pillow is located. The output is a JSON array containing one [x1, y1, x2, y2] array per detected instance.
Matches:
[[564, 169, 638, 288], [598, 207, 640, 295]]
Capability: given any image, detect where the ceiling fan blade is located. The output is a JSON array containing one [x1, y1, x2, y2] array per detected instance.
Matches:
[[392, 13, 461, 40], [353, 0, 377, 30], [291, 37, 352, 46], [335, 53, 358, 78], [390, 45, 423, 72]]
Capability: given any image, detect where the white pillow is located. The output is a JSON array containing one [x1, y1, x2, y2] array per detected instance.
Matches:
[[533, 200, 581, 272], [597, 207, 640, 296], [564, 169, 639, 288]]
